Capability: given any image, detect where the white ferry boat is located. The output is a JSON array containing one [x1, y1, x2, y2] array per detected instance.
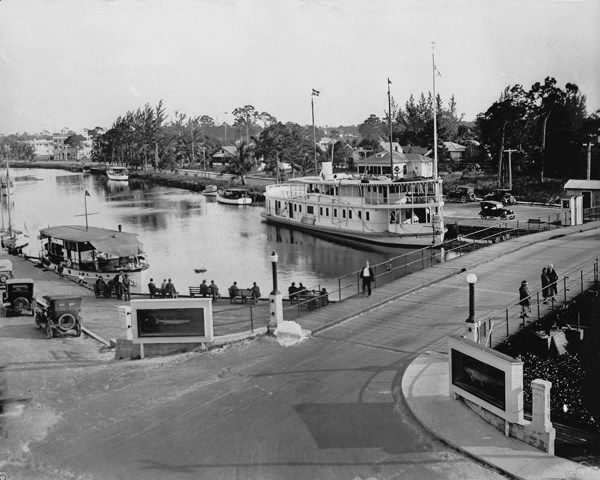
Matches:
[[106, 166, 129, 181], [262, 161, 445, 247], [38, 225, 149, 293]]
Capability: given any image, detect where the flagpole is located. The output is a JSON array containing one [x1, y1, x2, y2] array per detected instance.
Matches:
[[311, 93, 317, 175], [84, 191, 89, 231], [388, 78, 394, 178], [432, 43, 438, 179]]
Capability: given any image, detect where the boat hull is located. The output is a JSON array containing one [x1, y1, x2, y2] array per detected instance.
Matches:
[[106, 173, 129, 181], [261, 212, 444, 247], [217, 191, 252, 205]]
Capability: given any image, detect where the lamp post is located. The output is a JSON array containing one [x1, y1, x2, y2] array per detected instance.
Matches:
[[465, 273, 480, 343], [268, 251, 283, 333]]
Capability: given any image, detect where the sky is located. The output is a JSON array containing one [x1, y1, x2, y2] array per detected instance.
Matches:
[[1, 0, 599, 135]]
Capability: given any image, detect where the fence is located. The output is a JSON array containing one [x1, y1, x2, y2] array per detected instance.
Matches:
[[478, 258, 600, 348]]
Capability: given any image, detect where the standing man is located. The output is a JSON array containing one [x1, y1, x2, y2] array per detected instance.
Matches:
[[122, 274, 131, 301], [547, 264, 559, 300], [519, 280, 531, 318], [360, 261, 375, 296]]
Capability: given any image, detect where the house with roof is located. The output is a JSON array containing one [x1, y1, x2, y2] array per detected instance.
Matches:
[[443, 141, 466, 160], [211, 146, 237, 166], [563, 179, 600, 209], [356, 147, 433, 179]]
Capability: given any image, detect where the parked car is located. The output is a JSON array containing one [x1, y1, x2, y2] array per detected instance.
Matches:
[[35, 295, 83, 339], [0, 259, 13, 288], [446, 185, 477, 203], [484, 188, 516, 205], [2, 279, 36, 316], [479, 200, 516, 220]]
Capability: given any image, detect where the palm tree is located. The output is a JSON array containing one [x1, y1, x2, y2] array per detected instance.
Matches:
[[224, 140, 255, 185]]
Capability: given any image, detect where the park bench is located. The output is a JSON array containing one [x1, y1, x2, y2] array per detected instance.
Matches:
[[188, 286, 221, 299], [228, 288, 254, 304]]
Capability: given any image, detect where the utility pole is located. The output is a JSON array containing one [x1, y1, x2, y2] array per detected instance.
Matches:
[[583, 140, 594, 180], [503, 148, 518, 190]]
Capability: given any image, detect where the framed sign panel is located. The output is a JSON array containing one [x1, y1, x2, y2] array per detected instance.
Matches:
[[130, 298, 213, 343]]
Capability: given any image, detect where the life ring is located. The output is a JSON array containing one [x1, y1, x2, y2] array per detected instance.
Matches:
[[393, 166, 400, 174], [66, 260, 72, 268], [57, 313, 77, 331]]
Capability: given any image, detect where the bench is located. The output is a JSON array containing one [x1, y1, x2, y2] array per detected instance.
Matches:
[[228, 288, 254, 304], [188, 286, 221, 299]]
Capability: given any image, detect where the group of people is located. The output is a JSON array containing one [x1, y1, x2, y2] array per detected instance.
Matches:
[[199, 279, 220, 300], [95, 272, 132, 300], [147, 278, 178, 298], [519, 264, 559, 318], [229, 281, 261, 302], [288, 282, 329, 306]]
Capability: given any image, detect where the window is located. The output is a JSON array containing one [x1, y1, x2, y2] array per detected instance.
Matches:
[[326, 208, 329, 216], [307, 206, 314, 214], [334, 209, 338, 218], [349, 210, 353, 219], [319, 207, 323, 215], [366, 212, 370, 221]]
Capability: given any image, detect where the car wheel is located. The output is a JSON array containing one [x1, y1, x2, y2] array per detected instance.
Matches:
[[75, 323, 82, 337], [46, 324, 53, 339], [460, 196, 467, 203], [57, 313, 77, 331], [13, 296, 29, 311], [480, 214, 485, 219], [469, 193, 476, 201]]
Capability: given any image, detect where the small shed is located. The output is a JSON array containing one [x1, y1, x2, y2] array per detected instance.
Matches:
[[563, 179, 600, 209]]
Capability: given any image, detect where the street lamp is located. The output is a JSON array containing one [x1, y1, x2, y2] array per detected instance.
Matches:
[[270, 251, 279, 295], [465, 273, 479, 342]]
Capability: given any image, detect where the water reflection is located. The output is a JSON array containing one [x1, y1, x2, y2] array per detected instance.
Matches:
[[13, 169, 413, 295]]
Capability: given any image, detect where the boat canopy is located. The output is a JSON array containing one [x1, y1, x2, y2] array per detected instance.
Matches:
[[40, 226, 143, 257]]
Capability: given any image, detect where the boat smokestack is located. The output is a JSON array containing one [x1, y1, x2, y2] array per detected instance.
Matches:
[[320, 162, 334, 180], [118, 224, 122, 232]]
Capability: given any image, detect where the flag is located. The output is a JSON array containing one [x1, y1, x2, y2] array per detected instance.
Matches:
[[312, 89, 320, 96], [434, 65, 442, 77], [85, 190, 90, 197], [388, 78, 392, 85]]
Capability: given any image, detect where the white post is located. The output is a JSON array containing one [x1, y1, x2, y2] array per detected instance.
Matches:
[[269, 252, 283, 332], [118, 305, 132, 340], [531, 379, 556, 454]]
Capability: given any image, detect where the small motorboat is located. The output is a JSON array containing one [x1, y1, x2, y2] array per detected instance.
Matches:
[[202, 185, 219, 196], [217, 188, 252, 205], [106, 166, 129, 181]]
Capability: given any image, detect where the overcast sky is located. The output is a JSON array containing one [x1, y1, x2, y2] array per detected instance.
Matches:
[[1, 0, 599, 135]]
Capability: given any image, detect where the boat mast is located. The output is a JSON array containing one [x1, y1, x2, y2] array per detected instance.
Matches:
[[432, 43, 438, 180], [388, 78, 394, 178], [5, 160, 12, 236]]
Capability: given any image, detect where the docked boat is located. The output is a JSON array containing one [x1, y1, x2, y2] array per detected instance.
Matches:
[[217, 188, 252, 205], [38, 225, 149, 294], [262, 162, 446, 247], [106, 166, 129, 181], [202, 185, 219, 196], [82, 165, 91, 174]]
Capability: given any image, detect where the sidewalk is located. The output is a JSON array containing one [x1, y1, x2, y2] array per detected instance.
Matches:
[[402, 352, 600, 480]]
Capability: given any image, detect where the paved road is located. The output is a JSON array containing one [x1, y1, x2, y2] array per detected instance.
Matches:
[[3, 223, 599, 479]]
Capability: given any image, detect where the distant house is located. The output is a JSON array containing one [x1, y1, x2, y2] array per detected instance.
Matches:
[[563, 179, 600, 209], [401, 145, 431, 156], [357, 147, 433, 178], [211, 146, 237, 166], [443, 141, 466, 160]]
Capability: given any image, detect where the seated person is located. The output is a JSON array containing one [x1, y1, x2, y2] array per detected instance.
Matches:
[[209, 280, 220, 300], [95, 276, 106, 297], [288, 282, 298, 302], [250, 282, 261, 302], [199, 279, 210, 297], [229, 281, 240, 301], [319, 287, 329, 306], [147, 278, 157, 298]]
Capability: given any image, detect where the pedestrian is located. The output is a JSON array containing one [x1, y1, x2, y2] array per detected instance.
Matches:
[[165, 278, 177, 298], [541, 267, 550, 304], [57, 263, 64, 279], [360, 261, 375, 296], [147, 278, 156, 298], [78, 272, 86, 285], [547, 264, 558, 300], [250, 282, 261, 303], [209, 280, 220, 300], [519, 280, 531, 318], [200, 279, 210, 297], [160, 278, 167, 298], [122, 274, 131, 301], [95, 276, 106, 298], [114, 272, 123, 300]]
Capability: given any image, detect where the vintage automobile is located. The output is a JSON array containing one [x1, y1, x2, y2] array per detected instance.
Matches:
[[35, 295, 83, 339], [445, 185, 477, 203], [3, 279, 36, 316], [479, 200, 516, 220], [0, 259, 13, 288], [484, 188, 516, 205]]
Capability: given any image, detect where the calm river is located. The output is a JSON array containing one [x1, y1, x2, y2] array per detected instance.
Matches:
[[8, 168, 413, 296]]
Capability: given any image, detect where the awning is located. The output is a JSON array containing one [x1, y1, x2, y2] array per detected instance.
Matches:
[[90, 237, 141, 257]]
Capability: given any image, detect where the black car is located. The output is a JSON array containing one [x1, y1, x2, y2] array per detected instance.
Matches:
[[2, 279, 36, 316], [446, 185, 477, 203], [35, 295, 83, 339], [484, 188, 516, 206], [479, 200, 516, 220]]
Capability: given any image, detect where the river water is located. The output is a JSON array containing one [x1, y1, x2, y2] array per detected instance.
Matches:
[[7, 168, 414, 296]]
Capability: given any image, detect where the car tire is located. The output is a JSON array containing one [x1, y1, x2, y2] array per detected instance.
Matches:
[[480, 214, 485, 219], [57, 313, 77, 331], [469, 193, 476, 201], [460, 196, 467, 203], [13, 296, 29, 312], [75, 323, 82, 337], [46, 324, 53, 339]]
